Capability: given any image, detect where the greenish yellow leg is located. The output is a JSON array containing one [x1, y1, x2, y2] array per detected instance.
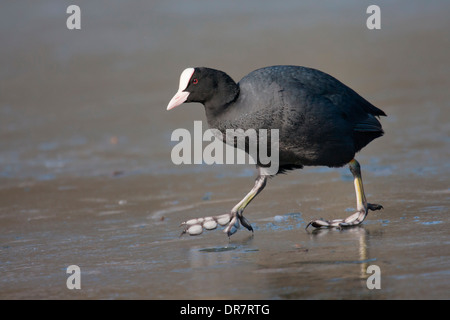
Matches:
[[350, 159, 366, 212], [224, 174, 267, 236]]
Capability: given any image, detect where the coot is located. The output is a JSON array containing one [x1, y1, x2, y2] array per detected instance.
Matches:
[[167, 65, 385, 236]]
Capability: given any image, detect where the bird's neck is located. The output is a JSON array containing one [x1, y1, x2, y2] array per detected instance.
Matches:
[[204, 83, 240, 126]]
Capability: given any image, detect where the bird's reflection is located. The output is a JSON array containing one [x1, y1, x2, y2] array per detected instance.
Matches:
[[185, 224, 382, 298], [308, 226, 377, 279]]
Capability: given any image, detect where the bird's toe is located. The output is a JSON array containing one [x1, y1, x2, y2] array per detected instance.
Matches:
[[180, 213, 232, 236], [367, 203, 383, 211]]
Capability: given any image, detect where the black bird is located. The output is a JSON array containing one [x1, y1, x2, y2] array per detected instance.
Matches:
[[167, 65, 385, 236]]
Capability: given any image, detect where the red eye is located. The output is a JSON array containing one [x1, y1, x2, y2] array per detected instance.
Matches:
[[192, 78, 198, 84]]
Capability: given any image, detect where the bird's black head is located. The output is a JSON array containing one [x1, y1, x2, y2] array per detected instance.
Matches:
[[167, 67, 239, 116]]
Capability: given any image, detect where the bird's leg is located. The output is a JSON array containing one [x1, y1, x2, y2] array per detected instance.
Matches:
[[224, 174, 267, 236], [180, 172, 268, 237], [306, 159, 383, 229]]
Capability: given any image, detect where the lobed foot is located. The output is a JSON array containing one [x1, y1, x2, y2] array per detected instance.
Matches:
[[180, 211, 254, 237], [305, 203, 383, 230], [180, 172, 266, 237]]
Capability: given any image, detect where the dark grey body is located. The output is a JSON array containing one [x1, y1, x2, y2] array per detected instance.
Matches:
[[204, 66, 385, 172]]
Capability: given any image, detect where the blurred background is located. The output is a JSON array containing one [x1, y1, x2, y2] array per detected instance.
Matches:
[[0, 0, 449, 299]]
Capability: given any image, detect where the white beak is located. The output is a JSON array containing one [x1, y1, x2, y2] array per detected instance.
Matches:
[[167, 90, 190, 110], [166, 67, 195, 111]]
